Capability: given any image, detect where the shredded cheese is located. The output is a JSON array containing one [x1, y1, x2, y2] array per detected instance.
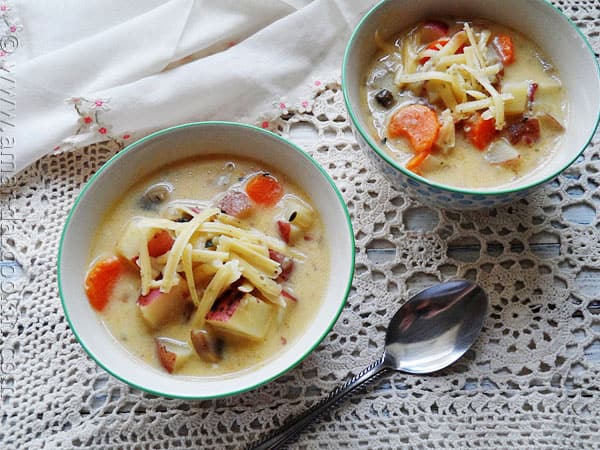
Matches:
[[395, 70, 454, 85], [191, 260, 242, 329], [236, 256, 284, 306], [197, 221, 305, 260], [464, 23, 484, 68], [183, 244, 200, 307], [136, 217, 183, 231], [394, 22, 517, 133], [138, 235, 153, 296], [161, 208, 219, 292], [217, 236, 281, 279], [455, 93, 513, 113]]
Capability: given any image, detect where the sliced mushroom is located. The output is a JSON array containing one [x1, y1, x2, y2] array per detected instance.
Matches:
[[159, 199, 210, 221], [140, 182, 173, 209], [190, 329, 223, 363]]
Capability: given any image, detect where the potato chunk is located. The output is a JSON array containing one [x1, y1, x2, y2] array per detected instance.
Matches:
[[155, 337, 192, 373], [137, 275, 189, 328], [116, 219, 155, 261], [502, 81, 528, 115], [206, 293, 273, 340]]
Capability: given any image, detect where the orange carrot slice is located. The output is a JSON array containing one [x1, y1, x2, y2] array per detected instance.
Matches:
[[245, 173, 284, 206], [147, 230, 174, 257], [493, 35, 515, 65], [465, 113, 496, 150], [84, 256, 125, 311], [388, 104, 440, 153], [406, 150, 432, 173], [420, 37, 450, 64]]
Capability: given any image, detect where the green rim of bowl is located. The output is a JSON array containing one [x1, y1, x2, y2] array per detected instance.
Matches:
[[58, 121, 356, 400], [342, 0, 600, 197]]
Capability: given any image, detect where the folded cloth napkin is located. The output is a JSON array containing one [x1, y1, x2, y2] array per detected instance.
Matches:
[[12, 0, 377, 175]]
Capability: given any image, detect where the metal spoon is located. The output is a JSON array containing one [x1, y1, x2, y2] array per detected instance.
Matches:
[[251, 280, 488, 450]]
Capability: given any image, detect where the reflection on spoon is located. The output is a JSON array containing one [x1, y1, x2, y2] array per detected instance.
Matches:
[[251, 280, 488, 449]]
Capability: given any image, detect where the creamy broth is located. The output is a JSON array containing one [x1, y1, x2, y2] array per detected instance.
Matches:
[[88, 156, 329, 377], [362, 19, 567, 189]]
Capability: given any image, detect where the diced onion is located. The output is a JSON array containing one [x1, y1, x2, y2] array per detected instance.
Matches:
[[484, 139, 521, 164]]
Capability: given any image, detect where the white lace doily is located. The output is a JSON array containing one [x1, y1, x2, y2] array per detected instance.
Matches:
[[3, 2, 600, 449]]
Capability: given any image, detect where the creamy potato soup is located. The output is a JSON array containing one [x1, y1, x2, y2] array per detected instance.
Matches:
[[85, 156, 329, 377], [363, 19, 567, 189]]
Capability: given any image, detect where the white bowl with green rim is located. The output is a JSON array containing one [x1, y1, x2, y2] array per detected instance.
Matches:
[[342, 0, 600, 209], [58, 121, 355, 399]]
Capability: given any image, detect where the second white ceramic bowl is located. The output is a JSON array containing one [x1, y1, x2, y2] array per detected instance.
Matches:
[[343, 0, 600, 209]]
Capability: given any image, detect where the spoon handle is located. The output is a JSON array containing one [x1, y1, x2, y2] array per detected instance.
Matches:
[[250, 354, 389, 450]]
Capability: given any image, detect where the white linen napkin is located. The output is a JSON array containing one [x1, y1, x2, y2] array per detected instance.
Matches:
[[13, 0, 377, 174]]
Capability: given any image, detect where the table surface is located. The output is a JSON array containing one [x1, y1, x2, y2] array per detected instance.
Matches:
[[2, 2, 600, 449]]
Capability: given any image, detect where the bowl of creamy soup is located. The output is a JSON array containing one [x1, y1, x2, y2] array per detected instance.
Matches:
[[58, 122, 354, 399], [343, 0, 600, 209]]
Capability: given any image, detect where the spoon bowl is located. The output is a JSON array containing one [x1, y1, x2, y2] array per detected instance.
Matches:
[[252, 280, 488, 449], [385, 280, 488, 374]]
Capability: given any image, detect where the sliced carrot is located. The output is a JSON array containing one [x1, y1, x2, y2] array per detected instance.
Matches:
[[493, 34, 515, 65], [465, 113, 496, 150], [147, 230, 174, 257], [84, 256, 125, 311], [388, 104, 440, 153], [419, 37, 449, 64], [406, 150, 432, 173], [245, 173, 284, 206]]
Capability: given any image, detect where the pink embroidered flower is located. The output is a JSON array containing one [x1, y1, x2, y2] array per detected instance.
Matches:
[[275, 98, 289, 116], [0, 51, 6, 58], [122, 133, 131, 140], [53, 145, 60, 152], [98, 127, 108, 135], [314, 80, 322, 87], [7, 21, 22, 34], [77, 114, 95, 129], [297, 99, 311, 114], [261, 121, 269, 129], [89, 97, 110, 111]]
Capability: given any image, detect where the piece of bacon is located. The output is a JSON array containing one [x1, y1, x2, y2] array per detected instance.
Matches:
[[507, 117, 541, 146], [269, 249, 295, 281], [137, 288, 161, 306], [527, 82, 538, 110], [420, 20, 449, 44], [277, 220, 291, 243], [281, 289, 298, 302], [218, 190, 253, 218]]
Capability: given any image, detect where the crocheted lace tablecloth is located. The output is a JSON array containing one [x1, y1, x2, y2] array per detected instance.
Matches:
[[2, 2, 600, 449]]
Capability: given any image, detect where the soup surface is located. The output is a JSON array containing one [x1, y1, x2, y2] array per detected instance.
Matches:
[[86, 156, 329, 377], [362, 18, 567, 189]]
